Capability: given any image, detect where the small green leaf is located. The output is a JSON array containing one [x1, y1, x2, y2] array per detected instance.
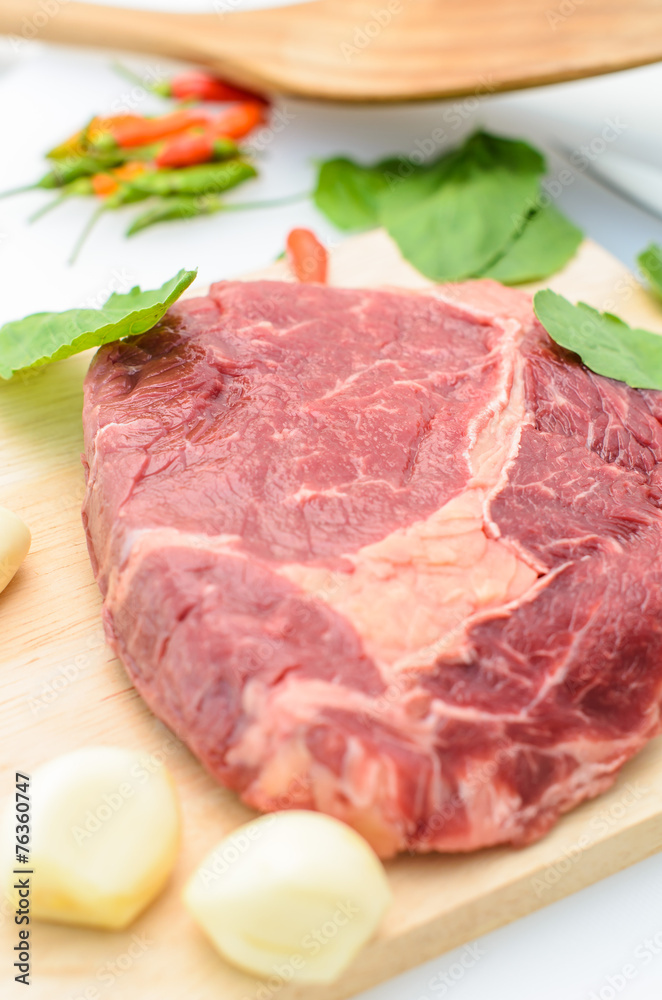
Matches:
[[0, 268, 197, 380], [533, 289, 662, 390], [637, 243, 662, 299], [479, 205, 583, 285]]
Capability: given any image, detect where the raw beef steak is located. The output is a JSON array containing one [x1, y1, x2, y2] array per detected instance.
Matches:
[[81, 278, 662, 857]]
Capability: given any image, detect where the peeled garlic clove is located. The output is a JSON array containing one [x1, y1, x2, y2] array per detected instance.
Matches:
[[184, 810, 391, 985], [0, 505, 31, 594], [3, 746, 180, 930]]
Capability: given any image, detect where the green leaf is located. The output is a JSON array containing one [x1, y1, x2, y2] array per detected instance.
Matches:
[[379, 131, 546, 281], [313, 150, 441, 233], [637, 243, 662, 299], [533, 289, 662, 390], [375, 153, 456, 219], [312, 131, 579, 285], [313, 157, 395, 231], [0, 268, 197, 380], [479, 205, 583, 284]]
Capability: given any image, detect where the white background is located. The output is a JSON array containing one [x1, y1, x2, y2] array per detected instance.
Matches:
[[1, 1, 662, 997]]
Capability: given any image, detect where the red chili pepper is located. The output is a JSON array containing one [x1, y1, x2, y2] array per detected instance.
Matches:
[[48, 114, 143, 159], [91, 161, 149, 197], [286, 229, 328, 284], [91, 172, 118, 197], [96, 109, 212, 150], [154, 70, 268, 105], [155, 131, 238, 169], [209, 102, 265, 140]]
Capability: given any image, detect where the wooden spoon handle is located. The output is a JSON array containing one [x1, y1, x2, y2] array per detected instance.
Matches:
[[0, 0, 198, 63]]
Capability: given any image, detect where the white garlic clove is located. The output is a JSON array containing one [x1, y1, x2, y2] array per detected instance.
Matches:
[[0, 505, 31, 595], [3, 746, 180, 930], [184, 810, 391, 984]]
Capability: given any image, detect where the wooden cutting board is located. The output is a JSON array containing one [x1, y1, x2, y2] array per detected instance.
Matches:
[[2, 230, 662, 1000]]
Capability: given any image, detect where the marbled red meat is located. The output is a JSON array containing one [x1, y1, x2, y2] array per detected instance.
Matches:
[[81, 279, 662, 857]]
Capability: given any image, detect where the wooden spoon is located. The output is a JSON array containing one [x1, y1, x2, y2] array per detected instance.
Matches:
[[1, 0, 661, 102]]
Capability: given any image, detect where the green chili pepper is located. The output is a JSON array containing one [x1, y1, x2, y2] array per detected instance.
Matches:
[[127, 160, 256, 198], [31, 173, 154, 223], [67, 182, 153, 264], [126, 194, 224, 235], [126, 190, 310, 236], [27, 176, 100, 222], [105, 185, 152, 210], [42, 156, 125, 188], [211, 137, 241, 161], [55, 176, 96, 197], [0, 155, 122, 200]]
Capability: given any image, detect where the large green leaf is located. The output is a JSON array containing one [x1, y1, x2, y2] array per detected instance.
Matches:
[[379, 133, 545, 281], [313, 156, 400, 231], [0, 268, 196, 379], [312, 131, 584, 286], [479, 205, 582, 284]]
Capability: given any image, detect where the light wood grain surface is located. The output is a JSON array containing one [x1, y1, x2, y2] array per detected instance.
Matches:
[[1, 231, 662, 999], [1, 0, 662, 102]]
